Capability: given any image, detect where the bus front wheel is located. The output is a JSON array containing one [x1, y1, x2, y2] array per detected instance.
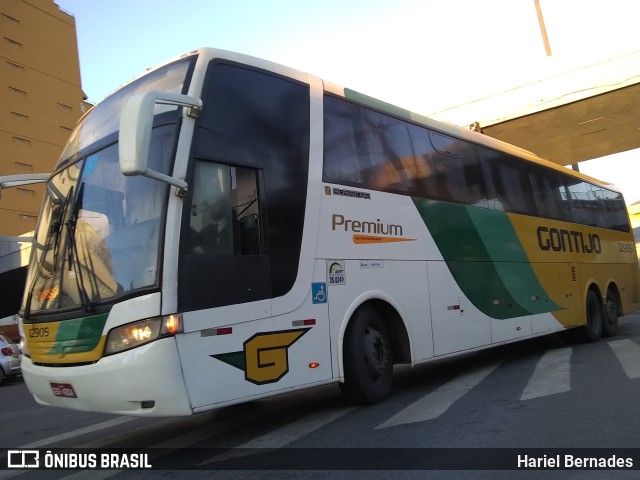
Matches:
[[340, 305, 393, 404]]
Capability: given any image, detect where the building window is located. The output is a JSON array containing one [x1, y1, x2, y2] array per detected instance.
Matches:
[[1, 13, 20, 24], [9, 86, 26, 97], [57, 103, 73, 111], [7, 61, 24, 72], [17, 188, 35, 197], [11, 112, 28, 121], [13, 137, 30, 146], [4, 37, 22, 47], [14, 162, 33, 172]]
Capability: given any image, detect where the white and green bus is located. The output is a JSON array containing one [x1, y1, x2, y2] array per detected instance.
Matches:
[[20, 48, 640, 416]]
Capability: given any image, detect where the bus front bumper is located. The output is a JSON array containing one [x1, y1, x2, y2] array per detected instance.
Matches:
[[21, 337, 193, 416]]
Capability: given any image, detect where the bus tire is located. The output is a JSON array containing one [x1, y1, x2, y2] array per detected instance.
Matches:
[[340, 305, 393, 404], [582, 289, 603, 343], [602, 288, 619, 337]]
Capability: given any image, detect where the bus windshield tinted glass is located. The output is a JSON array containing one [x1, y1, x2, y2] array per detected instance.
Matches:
[[59, 55, 195, 164], [25, 125, 175, 315]]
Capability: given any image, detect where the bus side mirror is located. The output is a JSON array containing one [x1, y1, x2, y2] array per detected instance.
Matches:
[[119, 91, 202, 190]]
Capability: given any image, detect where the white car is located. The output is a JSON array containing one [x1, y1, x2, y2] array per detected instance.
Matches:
[[0, 334, 21, 385]]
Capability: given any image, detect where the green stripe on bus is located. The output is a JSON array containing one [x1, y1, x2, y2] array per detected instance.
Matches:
[[343, 88, 413, 121], [413, 198, 560, 319], [212, 351, 246, 370], [48, 313, 108, 355]]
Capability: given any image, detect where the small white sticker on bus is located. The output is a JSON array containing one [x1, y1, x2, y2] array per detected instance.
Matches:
[[327, 261, 346, 285]]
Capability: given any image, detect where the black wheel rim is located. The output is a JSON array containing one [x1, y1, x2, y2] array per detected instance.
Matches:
[[362, 326, 387, 383]]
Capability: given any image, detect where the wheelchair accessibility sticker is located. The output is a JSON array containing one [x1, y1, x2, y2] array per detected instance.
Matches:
[[312, 282, 327, 304]]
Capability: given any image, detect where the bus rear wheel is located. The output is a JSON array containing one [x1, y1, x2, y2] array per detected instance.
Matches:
[[602, 288, 619, 337], [582, 289, 603, 343], [340, 305, 393, 404]]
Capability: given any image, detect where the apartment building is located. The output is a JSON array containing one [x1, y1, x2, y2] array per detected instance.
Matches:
[[1, 0, 86, 236]]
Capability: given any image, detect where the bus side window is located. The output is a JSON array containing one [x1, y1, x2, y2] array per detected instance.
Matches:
[[232, 167, 262, 255], [411, 126, 487, 206], [565, 178, 600, 227], [188, 161, 262, 256], [181, 62, 308, 309], [477, 148, 534, 215], [598, 188, 630, 232], [526, 166, 570, 222], [323, 96, 418, 195]]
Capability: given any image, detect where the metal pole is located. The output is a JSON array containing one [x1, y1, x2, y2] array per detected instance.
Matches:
[[534, 0, 552, 56]]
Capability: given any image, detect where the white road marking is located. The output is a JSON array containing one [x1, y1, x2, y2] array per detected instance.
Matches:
[[375, 360, 502, 429], [22, 416, 137, 448], [0, 417, 137, 480], [199, 406, 357, 465], [57, 407, 272, 480], [607, 339, 640, 379], [520, 347, 572, 400], [231, 406, 357, 449]]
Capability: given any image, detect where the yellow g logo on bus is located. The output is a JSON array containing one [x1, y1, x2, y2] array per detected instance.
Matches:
[[212, 329, 309, 385]]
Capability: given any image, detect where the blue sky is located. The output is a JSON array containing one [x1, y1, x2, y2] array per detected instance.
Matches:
[[55, 0, 640, 202], [57, 0, 639, 106]]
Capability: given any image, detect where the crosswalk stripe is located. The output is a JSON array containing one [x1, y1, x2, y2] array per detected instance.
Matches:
[[520, 347, 572, 400], [55, 408, 270, 480], [228, 406, 357, 449], [21, 416, 137, 449], [607, 339, 640, 379], [375, 360, 502, 429], [199, 406, 357, 465]]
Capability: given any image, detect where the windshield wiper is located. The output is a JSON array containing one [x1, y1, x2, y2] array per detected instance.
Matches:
[[24, 183, 73, 317], [64, 182, 96, 313]]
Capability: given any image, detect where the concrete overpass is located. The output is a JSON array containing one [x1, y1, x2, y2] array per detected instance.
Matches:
[[481, 80, 640, 167], [430, 51, 640, 167]]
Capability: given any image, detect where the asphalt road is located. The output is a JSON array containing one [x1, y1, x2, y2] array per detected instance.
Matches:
[[3, 312, 640, 479]]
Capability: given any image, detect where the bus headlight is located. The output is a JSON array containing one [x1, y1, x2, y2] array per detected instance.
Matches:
[[105, 314, 182, 355], [20, 337, 29, 357]]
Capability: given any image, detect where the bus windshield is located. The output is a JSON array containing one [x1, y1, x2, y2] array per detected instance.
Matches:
[[59, 55, 196, 164], [23, 56, 197, 317], [24, 126, 175, 316]]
